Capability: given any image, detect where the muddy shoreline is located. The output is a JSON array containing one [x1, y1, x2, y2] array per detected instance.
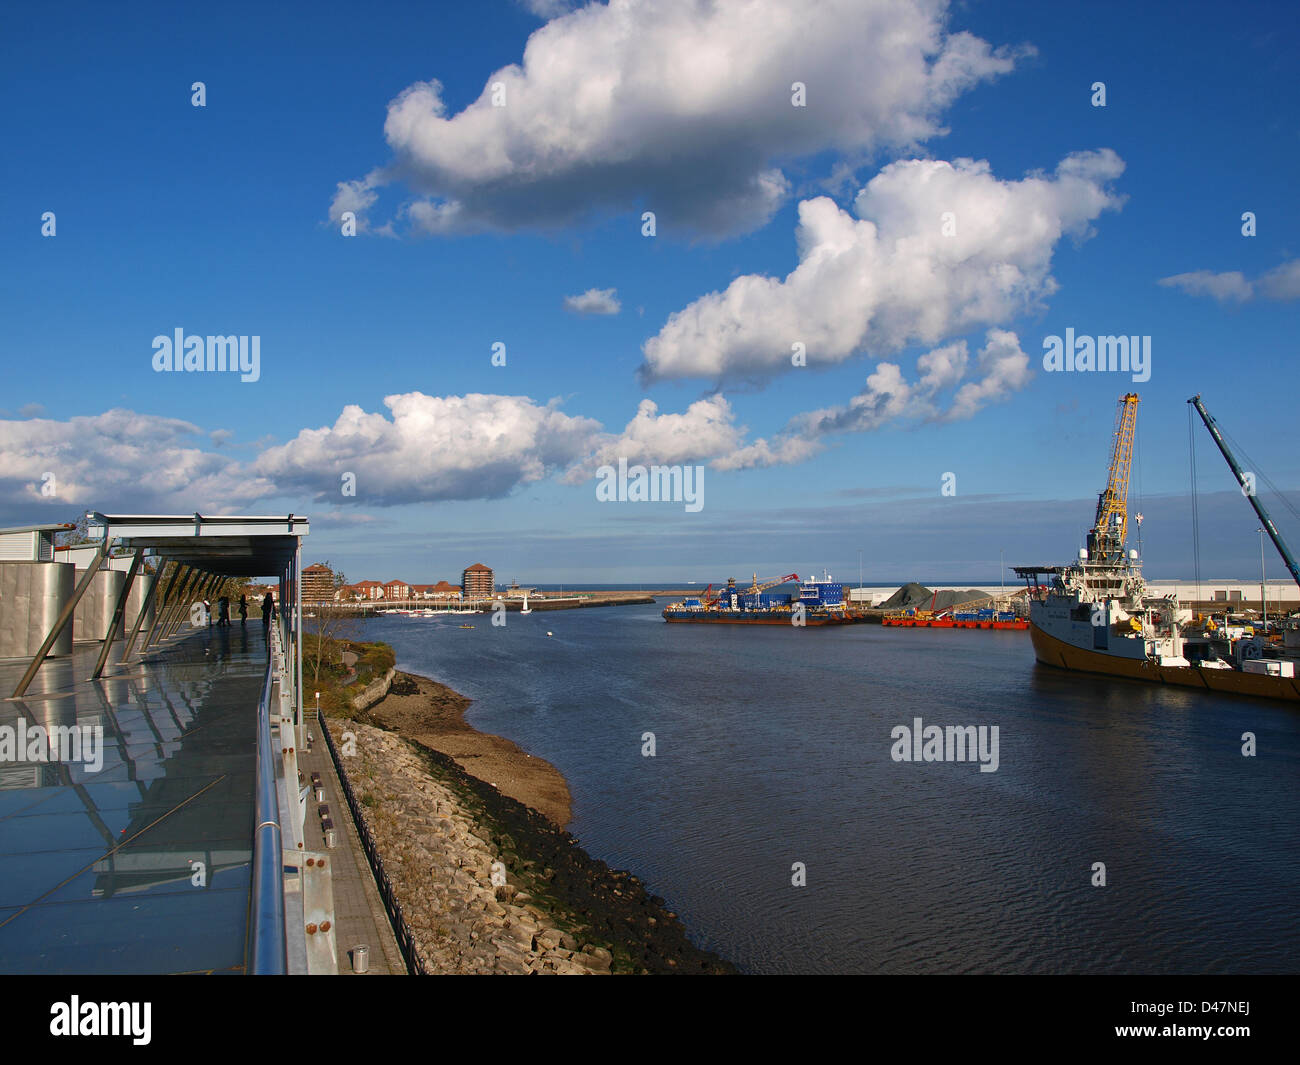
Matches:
[[342, 669, 734, 974], [361, 670, 574, 827]]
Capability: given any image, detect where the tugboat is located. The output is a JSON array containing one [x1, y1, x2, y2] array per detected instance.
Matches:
[[1015, 393, 1300, 701]]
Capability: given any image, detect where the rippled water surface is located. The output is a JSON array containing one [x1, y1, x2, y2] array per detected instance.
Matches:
[[361, 603, 1300, 974]]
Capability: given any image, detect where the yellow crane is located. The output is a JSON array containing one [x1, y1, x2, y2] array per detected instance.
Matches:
[[1087, 393, 1139, 565]]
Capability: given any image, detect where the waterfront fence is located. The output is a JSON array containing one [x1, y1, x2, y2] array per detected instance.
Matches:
[[317, 708, 430, 976]]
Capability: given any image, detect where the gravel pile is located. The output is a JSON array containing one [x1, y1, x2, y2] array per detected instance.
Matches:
[[880, 584, 989, 610]]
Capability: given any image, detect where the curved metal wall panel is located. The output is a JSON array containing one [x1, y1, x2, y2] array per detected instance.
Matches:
[[73, 570, 127, 643], [0, 561, 74, 658]]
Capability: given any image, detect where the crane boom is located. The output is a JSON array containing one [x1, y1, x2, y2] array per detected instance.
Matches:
[[1188, 394, 1300, 593], [1087, 393, 1140, 564], [750, 572, 800, 595]]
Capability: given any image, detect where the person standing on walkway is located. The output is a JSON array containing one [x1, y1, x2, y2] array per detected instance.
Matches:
[[217, 595, 231, 628], [261, 592, 274, 629], [203, 598, 212, 626], [239, 594, 248, 626]]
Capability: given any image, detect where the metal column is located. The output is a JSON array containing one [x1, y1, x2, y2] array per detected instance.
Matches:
[[119, 561, 163, 664], [154, 567, 196, 645], [142, 562, 187, 651], [91, 550, 142, 680]]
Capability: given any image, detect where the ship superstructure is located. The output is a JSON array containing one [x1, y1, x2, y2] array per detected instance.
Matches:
[[1015, 393, 1299, 700], [662, 571, 860, 625]]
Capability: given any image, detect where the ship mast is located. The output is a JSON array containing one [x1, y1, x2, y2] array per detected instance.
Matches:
[[1188, 394, 1300, 593], [1087, 393, 1140, 565]]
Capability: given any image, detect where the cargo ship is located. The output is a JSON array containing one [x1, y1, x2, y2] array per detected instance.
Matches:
[[662, 572, 863, 625], [1014, 393, 1300, 702]]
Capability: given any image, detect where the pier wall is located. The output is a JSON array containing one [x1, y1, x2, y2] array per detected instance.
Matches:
[[350, 667, 396, 712]]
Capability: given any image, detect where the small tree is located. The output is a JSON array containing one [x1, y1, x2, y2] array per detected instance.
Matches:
[[55, 513, 97, 547], [305, 610, 360, 686]]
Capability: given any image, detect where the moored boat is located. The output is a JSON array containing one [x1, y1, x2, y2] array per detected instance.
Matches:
[[662, 571, 866, 625], [1015, 393, 1300, 702]]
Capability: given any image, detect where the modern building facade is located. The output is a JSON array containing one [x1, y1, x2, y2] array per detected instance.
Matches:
[[462, 563, 493, 599], [302, 563, 334, 602]]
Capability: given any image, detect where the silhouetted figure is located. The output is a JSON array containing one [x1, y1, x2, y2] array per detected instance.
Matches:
[[261, 592, 274, 629], [217, 596, 231, 627], [239, 594, 248, 626]]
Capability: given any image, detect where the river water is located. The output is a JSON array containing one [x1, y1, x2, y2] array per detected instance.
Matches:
[[358, 602, 1299, 974]]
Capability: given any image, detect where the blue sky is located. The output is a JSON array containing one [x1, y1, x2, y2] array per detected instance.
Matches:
[[1, 0, 1297, 585]]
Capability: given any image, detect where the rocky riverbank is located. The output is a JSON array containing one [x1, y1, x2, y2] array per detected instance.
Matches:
[[330, 671, 734, 975]]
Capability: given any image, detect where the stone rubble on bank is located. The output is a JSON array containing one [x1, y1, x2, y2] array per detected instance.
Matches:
[[335, 721, 618, 975]]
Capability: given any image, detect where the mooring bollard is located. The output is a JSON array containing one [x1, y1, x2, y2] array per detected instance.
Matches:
[[353, 945, 369, 974]]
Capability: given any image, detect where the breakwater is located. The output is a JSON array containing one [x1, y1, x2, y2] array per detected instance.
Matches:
[[307, 593, 654, 615]]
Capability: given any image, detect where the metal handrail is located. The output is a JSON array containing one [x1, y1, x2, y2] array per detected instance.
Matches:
[[250, 639, 287, 974], [318, 707, 428, 975]]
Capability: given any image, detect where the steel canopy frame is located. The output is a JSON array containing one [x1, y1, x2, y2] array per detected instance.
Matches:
[[5, 510, 316, 972], [9, 512, 310, 697]]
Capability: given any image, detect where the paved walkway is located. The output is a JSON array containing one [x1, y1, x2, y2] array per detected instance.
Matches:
[[299, 721, 405, 975], [0, 624, 265, 973], [1, 621, 404, 975]]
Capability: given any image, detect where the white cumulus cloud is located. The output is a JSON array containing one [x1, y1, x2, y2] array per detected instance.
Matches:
[[328, 177, 381, 230], [337, 0, 1023, 238], [1159, 258, 1300, 304], [563, 287, 622, 315], [715, 329, 1031, 469], [519, 0, 579, 16], [641, 150, 1124, 384], [1259, 258, 1300, 300], [0, 410, 275, 513], [565, 395, 747, 481], [1157, 270, 1254, 304], [253, 392, 602, 505]]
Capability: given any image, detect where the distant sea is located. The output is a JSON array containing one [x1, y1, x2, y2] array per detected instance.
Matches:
[[360, 601, 1300, 974]]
